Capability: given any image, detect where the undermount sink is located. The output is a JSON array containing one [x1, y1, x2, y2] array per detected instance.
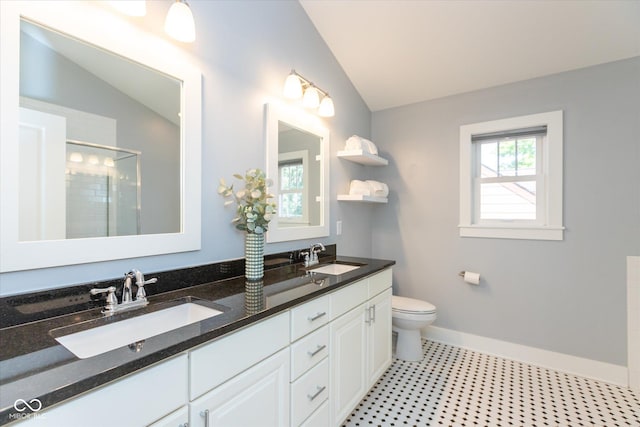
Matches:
[[53, 302, 223, 359], [309, 262, 362, 275]]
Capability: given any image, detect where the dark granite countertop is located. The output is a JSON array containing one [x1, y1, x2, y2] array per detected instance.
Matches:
[[0, 254, 394, 424]]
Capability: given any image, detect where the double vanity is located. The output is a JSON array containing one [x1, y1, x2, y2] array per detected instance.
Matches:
[[0, 249, 394, 426]]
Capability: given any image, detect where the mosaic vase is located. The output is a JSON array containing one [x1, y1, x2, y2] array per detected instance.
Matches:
[[244, 280, 265, 315], [244, 232, 264, 280]]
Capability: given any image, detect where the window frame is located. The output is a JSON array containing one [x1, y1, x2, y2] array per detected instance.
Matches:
[[459, 111, 564, 240]]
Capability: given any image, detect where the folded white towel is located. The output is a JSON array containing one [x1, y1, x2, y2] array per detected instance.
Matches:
[[349, 180, 371, 196], [345, 135, 378, 155], [365, 180, 389, 197]]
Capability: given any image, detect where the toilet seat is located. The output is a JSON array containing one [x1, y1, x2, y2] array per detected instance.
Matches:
[[392, 295, 436, 314]]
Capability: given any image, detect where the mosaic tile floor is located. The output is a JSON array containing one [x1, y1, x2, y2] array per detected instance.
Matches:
[[343, 340, 640, 426]]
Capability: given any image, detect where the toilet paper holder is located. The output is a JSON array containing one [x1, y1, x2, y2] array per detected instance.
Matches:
[[458, 270, 481, 285]]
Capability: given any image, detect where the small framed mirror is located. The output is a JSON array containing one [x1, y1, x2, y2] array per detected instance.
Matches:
[[265, 103, 330, 242]]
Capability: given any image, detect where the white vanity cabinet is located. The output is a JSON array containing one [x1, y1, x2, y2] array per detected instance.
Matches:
[[10, 268, 392, 427], [289, 295, 330, 426], [329, 269, 393, 425], [14, 354, 189, 427], [189, 348, 290, 427], [187, 312, 290, 427]]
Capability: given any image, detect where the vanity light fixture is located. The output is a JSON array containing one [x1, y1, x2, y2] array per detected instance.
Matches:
[[283, 70, 335, 117], [164, 0, 196, 43], [302, 86, 320, 109]]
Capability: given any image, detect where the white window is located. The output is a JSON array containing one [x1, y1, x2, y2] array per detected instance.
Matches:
[[278, 150, 309, 225], [459, 111, 564, 240]]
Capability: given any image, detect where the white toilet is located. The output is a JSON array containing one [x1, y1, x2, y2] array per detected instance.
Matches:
[[392, 295, 437, 361]]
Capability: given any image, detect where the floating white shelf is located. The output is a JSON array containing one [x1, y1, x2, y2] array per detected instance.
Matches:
[[337, 150, 388, 166], [337, 195, 388, 203]]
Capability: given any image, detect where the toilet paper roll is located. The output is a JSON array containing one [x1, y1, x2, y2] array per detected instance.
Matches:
[[463, 271, 480, 285]]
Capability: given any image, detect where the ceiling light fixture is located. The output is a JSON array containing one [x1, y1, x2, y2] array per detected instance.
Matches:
[[164, 0, 196, 43], [283, 70, 335, 117]]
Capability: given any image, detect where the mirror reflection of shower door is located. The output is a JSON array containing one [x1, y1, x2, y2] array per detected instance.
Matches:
[[66, 140, 140, 238]]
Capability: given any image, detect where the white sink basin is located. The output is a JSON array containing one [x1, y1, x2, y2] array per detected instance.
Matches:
[[54, 303, 223, 359], [309, 263, 361, 275]]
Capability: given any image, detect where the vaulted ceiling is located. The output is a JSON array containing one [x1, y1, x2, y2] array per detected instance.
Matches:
[[300, 0, 640, 111]]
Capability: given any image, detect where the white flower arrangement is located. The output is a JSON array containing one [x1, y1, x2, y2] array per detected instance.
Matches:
[[218, 168, 276, 234]]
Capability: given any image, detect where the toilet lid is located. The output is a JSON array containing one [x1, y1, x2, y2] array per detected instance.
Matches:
[[392, 295, 436, 314]]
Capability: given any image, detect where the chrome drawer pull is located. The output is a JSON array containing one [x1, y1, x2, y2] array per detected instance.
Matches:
[[307, 385, 326, 401], [307, 344, 327, 357], [200, 410, 209, 427], [307, 311, 327, 322]]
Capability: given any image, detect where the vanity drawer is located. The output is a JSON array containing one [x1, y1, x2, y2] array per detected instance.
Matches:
[[291, 358, 329, 427], [300, 401, 329, 427], [368, 268, 392, 298], [189, 311, 289, 400], [330, 279, 368, 319], [290, 325, 329, 381], [290, 295, 329, 341]]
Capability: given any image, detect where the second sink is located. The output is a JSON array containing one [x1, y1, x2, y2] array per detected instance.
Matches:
[[309, 263, 362, 275]]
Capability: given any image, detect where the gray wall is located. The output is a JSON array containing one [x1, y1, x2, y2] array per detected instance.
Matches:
[[0, 0, 372, 295], [371, 57, 640, 366]]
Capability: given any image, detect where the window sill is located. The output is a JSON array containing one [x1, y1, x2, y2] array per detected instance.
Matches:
[[459, 225, 564, 241]]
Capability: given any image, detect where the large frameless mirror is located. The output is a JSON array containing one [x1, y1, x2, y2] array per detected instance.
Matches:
[[265, 103, 330, 243], [0, 1, 202, 272]]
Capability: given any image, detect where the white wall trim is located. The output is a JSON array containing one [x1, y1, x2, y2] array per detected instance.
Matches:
[[627, 256, 640, 391], [423, 325, 628, 387]]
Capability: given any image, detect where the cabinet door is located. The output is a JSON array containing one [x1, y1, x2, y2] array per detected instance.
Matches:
[[367, 288, 393, 387], [190, 348, 289, 427], [329, 302, 367, 426]]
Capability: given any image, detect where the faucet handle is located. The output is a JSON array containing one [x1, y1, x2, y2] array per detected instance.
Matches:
[[135, 277, 157, 301], [90, 286, 117, 311]]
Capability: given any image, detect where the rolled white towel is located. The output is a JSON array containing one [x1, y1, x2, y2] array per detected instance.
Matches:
[[345, 135, 379, 155], [365, 180, 389, 197], [349, 180, 371, 196]]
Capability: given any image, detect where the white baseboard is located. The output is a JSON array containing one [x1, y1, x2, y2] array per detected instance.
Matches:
[[423, 326, 628, 387]]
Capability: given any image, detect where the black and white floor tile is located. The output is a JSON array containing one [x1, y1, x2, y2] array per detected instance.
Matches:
[[343, 340, 640, 427]]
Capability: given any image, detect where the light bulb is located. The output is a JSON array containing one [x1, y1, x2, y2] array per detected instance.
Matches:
[[69, 152, 83, 163], [302, 86, 320, 109], [88, 155, 99, 165], [283, 72, 303, 99], [104, 157, 115, 167], [165, 0, 196, 43], [318, 96, 335, 117]]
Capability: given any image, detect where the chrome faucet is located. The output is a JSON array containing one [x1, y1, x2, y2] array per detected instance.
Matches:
[[90, 269, 157, 315], [303, 243, 326, 267]]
